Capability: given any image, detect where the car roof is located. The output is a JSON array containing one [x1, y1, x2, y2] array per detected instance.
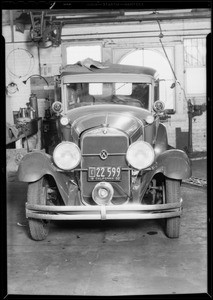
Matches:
[[60, 62, 157, 77]]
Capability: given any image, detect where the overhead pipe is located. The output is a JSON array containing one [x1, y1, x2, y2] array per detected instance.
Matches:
[[47, 10, 125, 17], [57, 11, 211, 25], [61, 27, 210, 38], [24, 9, 125, 17]]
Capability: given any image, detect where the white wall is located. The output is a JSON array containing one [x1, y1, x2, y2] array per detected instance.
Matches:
[[4, 25, 62, 123]]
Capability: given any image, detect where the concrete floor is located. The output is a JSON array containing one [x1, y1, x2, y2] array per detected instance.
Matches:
[[7, 163, 207, 296]]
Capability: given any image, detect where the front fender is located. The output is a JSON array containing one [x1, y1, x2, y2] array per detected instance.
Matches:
[[156, 149, 191, 180], [18, 151, 55, 182], [154, 123, 168, 157], [17, 151, 71, 204]]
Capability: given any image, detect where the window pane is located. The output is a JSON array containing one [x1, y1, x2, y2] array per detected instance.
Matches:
[[115, 83, 132, 95], [119, 49, 174, 109], [66, 45, 101, 64], [64, 82, 149, 109], [89, 83, 103, 95], [185, 68, 206, 94], [184, 38, 206, 67]]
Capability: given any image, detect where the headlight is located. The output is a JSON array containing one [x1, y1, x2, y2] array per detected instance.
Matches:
[[126, 141, 155, 170], [53, 142, 81, 170]]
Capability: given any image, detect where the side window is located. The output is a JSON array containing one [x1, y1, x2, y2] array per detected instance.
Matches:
[[154, 80, 160, 102], [66, 84, 78, 110], [131, 83, 149, 109]]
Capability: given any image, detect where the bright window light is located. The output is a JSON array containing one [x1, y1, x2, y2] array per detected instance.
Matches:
[[120, 49, 175, 109], [115, 83, 132, 95], [184, 38, 206, 67], [89, 83, 103, 95], [66, 45, 101, 64], [186, 68, 206, 94]]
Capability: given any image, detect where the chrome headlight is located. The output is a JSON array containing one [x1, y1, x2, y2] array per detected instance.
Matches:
[[126, 141, 155, 170], [53, 142, 81, 170]]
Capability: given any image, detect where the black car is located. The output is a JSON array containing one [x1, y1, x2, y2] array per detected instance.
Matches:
[[18, 60, 191, 240]]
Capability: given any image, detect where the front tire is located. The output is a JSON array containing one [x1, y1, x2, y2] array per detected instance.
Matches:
[[27, 177, 50, 241], [165, 178, 181, 238]]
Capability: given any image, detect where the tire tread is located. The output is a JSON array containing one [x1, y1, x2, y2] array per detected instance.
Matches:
[[27, 178, 49, 241], [165, 178, 181, 238]]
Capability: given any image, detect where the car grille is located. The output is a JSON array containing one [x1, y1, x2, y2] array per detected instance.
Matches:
[[80, 128, 130, 205]]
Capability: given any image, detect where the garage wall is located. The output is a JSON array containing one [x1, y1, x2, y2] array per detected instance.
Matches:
[[3, 14, 210, 152], [4, 24, 62, 123]]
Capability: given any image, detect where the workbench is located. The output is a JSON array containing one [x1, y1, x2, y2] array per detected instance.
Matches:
[[6, 118, 42, 148]]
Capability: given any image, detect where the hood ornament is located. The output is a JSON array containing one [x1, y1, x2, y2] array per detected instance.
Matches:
[[100, 150, 108, 160]]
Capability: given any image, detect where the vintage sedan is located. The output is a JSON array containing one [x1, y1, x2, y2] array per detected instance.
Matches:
[[18, 60, 191, 240]]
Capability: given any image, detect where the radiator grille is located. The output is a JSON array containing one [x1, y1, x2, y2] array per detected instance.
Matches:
[[80, 129, 130, 205]]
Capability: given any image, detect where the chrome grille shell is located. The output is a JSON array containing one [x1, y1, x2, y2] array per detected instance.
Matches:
[[80, 127, 130, 205]]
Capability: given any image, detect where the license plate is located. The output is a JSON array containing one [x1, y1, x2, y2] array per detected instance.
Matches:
[[88, 167, 121, 181]]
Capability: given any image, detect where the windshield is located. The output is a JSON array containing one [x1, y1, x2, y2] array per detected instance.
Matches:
[[64, 82, 150, 110]]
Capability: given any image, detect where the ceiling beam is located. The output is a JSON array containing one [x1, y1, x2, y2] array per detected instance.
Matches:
[[57, 10, 211, 25]]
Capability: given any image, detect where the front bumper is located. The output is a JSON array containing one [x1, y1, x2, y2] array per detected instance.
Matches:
[[26, 199, 183, 221]]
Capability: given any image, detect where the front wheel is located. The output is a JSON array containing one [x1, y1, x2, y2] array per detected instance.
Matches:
[[164, 178, 181, 238], [27, 177, 50, 241]]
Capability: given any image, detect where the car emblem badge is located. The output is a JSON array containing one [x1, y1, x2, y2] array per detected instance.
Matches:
[[100, 150, 108, 160]]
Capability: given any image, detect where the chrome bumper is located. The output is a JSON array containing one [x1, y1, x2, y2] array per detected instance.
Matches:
[[26, 199, 183, 221]]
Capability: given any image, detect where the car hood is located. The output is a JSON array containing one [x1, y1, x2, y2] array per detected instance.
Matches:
[[65, 104, 152, 140]]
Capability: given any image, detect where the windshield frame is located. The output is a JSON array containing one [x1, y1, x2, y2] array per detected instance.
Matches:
[[61, 73, 154, 113], [62, 73, 153, 84]]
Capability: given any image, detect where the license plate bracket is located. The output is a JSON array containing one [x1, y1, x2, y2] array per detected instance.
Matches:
[[88, 166, 121, 181]]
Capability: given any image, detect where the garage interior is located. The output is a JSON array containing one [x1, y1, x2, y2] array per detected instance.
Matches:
[[4, 6, 210, 296]]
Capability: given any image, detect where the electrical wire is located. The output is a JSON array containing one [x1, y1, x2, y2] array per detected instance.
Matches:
[[156, 18, 188, 104], [23, 74, 51, 100], [22, 74, 49, 86], [6, 48, 35, 79]]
